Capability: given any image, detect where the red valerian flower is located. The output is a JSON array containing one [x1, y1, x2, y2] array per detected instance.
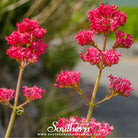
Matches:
[[5, 18, 48, 66], [113, 30, 134, 49], [79, 48, 121, 67], [75, 30, 95, 46], [16, 18, 46, 40], [88, 3, 127, 35], [30, 40, 48, 56], [5, 31, 30, 46], [108, 75, 133, 97], [0, 88, 15, 104], [79, 48, 101, 66], [102, 50, 121, 66], [6, 46, 39, 64], [22, 86, 45, 101], [55, 71, 81, 89], [56, 116, 114, 138]]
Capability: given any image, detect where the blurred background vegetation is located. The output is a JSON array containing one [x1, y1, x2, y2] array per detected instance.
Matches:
[[0, 0, 101, 137], [0, 0, 101, 77], [0, 0, 137, 137]]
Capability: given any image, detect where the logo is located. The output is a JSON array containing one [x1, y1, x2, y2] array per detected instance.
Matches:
[[37, 121, 90, 137]]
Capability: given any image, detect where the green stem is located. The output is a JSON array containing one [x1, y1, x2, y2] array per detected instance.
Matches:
[[86, 69, 102, 123], [95, 93, 119, 106], [1, 102, 14, 109], [5, 62, 24, 138], [95, 95, 112, 106], [77, 89, 90, 105], [86, 36, 107, 123], [17, 100, 30, 108]]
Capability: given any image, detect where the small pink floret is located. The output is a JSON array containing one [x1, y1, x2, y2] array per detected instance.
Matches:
[[0, 88, 15, 103], [75, 30, 95, 46], [6, 46, 40, 63], [55, 71, 81, 89], [79, 48, 101, 66], [88, 2, 127, 34], [102, 50, 121, 66], [5, 18, 48, 65], [5, 31, 30, 46], [56, 116, 114, 137], [22, 86, 45, 101], [30, 40, 48, 56], [114, 30, 134, 49], [80, 48, 121, 67], [108, 75, 133, 97]]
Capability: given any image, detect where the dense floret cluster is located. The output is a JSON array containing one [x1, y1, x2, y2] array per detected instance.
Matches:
[[75, 30, 95, 46], [5, 18, 48, 66], [56, 116, 114, 138], [113, 31, 134, 49], [108, 75, 133, 97], [55, 71, 81, 89], [79, 48, 121, 67], [0, 88, 15, 104], [88, 3, 127, 35], [22, 86, 45, 101]]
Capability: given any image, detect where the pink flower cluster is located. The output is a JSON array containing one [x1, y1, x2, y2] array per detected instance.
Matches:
[[5, 31, 30, 46], [6, 18, 48, 65], [16, 19, 46, 37], [103, 50, 121, 66], [88, 3, 127, 35], [79, 48, 121, 67], [6, 18, 46, 45], [79, 48, 101, 66], [0, 88, 15, 104], [75, 3, 134, 53], [108, 75, 133, 97], [75, 30, 95, 46], [22, 86, 45, 101], [114, 31, 134, 49], [54, 71, 81, 89], [6, 40, 48, 63], [6, 46, 39, 63], [56, 116, 114, 138]]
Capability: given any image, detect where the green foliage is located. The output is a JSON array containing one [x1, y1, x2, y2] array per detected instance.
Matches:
[[45, 43, 79, 78], [0, 0, 100, 73], [120, 7, 138, 40], [0, 1, 100, 136]]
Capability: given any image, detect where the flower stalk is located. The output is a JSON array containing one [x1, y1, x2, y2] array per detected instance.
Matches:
[[55, 2, 134, 137], [86, 69, 102, 123], [77, 88, 90, 105], [0, 18, 47, 138], [86, 36, 106, 123], [95, 93, 119, 106], [17, 100, 30, 108], [5, 62, 24, 138]]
